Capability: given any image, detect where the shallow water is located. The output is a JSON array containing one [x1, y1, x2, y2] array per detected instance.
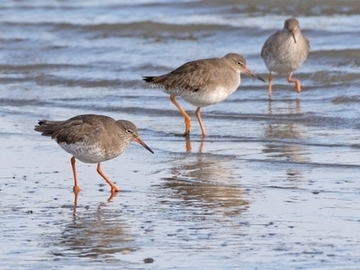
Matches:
[[1, 0, 360, 269]]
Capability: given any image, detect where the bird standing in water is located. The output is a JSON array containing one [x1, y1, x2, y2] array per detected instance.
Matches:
[[261, 18, 310, 99], [34, 114, 154, 194], [143, 53, 265, 137]]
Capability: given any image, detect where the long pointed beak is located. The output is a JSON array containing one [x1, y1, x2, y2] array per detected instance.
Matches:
[[134, 136, 154, 154], [290, 30, 297, 44], [243, 68, 266, 83]]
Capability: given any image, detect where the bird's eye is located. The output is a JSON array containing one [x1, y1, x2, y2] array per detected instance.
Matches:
[[237, 61, 244, 67], [126, 129, 133, 134]]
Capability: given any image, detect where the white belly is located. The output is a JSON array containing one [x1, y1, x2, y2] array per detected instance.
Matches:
[[180, 84, 239, 108], [59, 142, 110, 163]]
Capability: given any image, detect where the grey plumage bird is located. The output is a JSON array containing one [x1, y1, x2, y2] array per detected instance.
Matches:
[[143, 53, 265, 136], [35, 114, 153, 193], [261, 18, 310, 99]]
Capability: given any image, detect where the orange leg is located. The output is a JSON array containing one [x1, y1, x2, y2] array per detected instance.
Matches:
[[268, 72, 273, 100], [287, 73, 301, 93], [195, 107, 207, 137], [71, 156, 81, 193], [96, 163, 120, 193], [170, 94, 192, 136]]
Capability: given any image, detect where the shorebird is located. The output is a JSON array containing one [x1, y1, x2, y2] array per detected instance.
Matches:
[[143, 53, 265, 137], [34, 114, 154, 193], [261, 18, 310, 99]]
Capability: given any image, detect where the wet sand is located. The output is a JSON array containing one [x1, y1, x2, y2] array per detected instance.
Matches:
[[1, 98, 360, 269], [1, 0, 360, 269]]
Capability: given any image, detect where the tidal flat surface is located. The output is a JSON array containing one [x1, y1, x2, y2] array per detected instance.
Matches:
[[0, 1, 360, 269]]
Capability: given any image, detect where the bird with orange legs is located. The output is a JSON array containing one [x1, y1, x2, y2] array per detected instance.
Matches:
[[35, 114, 153, 195], [143, 53, 265, 137], [261, 18, 310, 99]]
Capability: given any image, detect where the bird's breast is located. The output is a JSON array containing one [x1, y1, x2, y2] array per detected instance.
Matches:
[[58, 141, 123, 163], [264, 35, 309, 74]]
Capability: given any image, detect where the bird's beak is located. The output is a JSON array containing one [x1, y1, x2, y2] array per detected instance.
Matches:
[[243, 68, 266, 83], [134, 136, 154, 154], [290, 30, 297, 44]]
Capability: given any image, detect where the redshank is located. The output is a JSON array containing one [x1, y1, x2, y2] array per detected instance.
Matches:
[[143, 53, 265, 137], [261, 18, 310, 99], [34, 114, 154, 193]]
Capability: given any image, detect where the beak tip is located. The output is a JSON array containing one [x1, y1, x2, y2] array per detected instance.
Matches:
[[134, 136, 154, 154], [245, 68, 266, 83], [254, 74, 266, 83]]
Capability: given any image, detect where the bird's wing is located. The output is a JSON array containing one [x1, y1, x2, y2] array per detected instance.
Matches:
[[144, 59, 219, 93]]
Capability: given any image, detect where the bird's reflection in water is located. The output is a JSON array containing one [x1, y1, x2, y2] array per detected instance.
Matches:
[[268, 97, 301, 114], [51, 193, 135, 261], [265, 123, 302, 141], [73, 191, 117, 215], [264, 98, 308, 182], [157, 154, 249, 217], [263, 142, 307, 183]]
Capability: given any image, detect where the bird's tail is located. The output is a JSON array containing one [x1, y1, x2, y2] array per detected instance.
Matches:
[[142, 76, 156, 83], [34, 120, 65, 137]]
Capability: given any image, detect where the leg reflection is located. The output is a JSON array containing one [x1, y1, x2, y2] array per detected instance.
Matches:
[[72, 189, 118, 219], [73, 189, 80, 219], [294, 98, 301, 112], [185, 136, 192, 152], [107, 191, 118, 203], [185, 136, 205, 153], [268, 99, 273, 114]]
